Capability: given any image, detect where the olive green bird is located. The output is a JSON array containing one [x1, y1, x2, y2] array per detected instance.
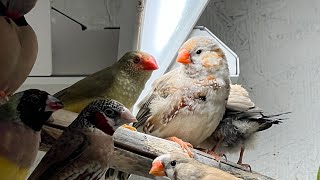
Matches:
[[53, 51, 158, 113], [0, 89, 63, 180]]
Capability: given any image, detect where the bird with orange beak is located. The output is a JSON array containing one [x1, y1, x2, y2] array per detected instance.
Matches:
[[134, 36, 230, 157], [149, 153, 241, 180], [53, 51, 158, 113]]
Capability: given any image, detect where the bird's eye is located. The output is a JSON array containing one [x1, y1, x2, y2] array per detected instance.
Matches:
[[196, 50, 202, 54], [105, 109, 115, 116], [30, 96, 40, 104], [199, 95, 206, 101], [170, 160, 176, 167], [133, 57, 140, 64]]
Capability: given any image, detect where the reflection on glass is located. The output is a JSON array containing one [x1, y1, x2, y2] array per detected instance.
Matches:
[[134, 0, 209, 113]]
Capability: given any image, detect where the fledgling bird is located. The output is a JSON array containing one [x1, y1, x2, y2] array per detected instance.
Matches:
[[149, 153, 241, 180], [0, 89, 63, 180], [134, 36, 230, 156], [54, 51, 158, 113], [198, 84, 289, 170], [0, 0, 38, 102], [28, 99, 137, 180]]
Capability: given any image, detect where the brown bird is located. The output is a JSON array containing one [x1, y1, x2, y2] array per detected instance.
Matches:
[[134, 36, 230, 157], [198, 84, 289, 170], [0, 1, 38, 102], [149, 153, 241, 180], [28, 99, 137, 180]]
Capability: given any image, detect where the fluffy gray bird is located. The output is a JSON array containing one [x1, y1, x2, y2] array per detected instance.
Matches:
[[198, 84, 289, 170], [28, 99, 137, 180]]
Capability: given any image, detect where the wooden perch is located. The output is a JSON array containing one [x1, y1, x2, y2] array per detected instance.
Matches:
[[40, 110, 274, 180]]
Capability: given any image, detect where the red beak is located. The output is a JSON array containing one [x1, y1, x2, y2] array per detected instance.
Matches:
[[149, 160, 166, 176], [142, 56, 159, 70], [45, 95, 64, 112], [176, 49, 191, 64]]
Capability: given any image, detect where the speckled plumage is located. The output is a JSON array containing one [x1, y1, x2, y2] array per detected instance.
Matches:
[[53, 51, 158, 113], [134, 36, 230, 146], [29, 99, 136, 180]]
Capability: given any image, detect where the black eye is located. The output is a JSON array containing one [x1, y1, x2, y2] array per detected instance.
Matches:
[[199, 95, 206, 101], [196, 50, 202, 54], [170, 160, 176, 166], [105, 109, 115, 116], [133, 57, 140, 64], [30, 96, 40, 104]]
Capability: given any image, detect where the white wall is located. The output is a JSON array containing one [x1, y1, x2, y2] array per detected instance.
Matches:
[[197, 0, 320, 179]]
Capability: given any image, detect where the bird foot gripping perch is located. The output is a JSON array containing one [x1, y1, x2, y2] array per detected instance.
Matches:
[[166, 136, 194, 157], [204, 150, 227, 162]]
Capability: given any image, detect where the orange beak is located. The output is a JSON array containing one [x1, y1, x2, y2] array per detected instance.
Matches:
[[176, 49, 191, 64], [142, 55, 159, 70], [149, 160, 166, 176]]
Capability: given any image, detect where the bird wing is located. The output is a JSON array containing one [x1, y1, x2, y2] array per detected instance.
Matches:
[[224, 84, 289, 132], [134, 68, 183, 130], [226, 84, 256, 112], [28, 129, 90, 179], [54, 67, 115, 112]]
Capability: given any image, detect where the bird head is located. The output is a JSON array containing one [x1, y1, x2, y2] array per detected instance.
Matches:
[[176, 36, 229, 76], [9, 89, 64, 131], [149, 153, 190, 179], [81, 99, 137, 136], [119, 51, 158, 75]]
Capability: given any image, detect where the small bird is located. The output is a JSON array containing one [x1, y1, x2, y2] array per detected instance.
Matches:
[[0, 89, 63, 180], [134, 36, 230, 156], [198, 84, 289, 170], [0, 1, 38, 102], [149, 153, 241, 180], [28, 99, 137, 180], [54, 51, 158, 113]]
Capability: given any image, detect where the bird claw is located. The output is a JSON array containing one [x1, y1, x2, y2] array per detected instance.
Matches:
[[0, 91, 9, 105], [205, 150, 227, 162], [121, 124, 137, 131], [237, 162, 252, 172], [166, 136, 194, 158]]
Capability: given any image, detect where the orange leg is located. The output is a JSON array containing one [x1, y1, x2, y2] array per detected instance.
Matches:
[[166, 136, 194, 157], [0, 91, 9, 105], [204, 137, 227, 162], [237, 147, 252, 172]]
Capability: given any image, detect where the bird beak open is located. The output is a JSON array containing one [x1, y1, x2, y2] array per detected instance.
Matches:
[[45, 95, 64, 112], [142, 56, 159, 70], [149, 160, 166, 176], [176, 49, 191, 64], [120, 107, 138, 123]]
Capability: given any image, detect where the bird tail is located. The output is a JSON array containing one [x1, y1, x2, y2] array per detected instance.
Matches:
[[255, 112, 291, 131]]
